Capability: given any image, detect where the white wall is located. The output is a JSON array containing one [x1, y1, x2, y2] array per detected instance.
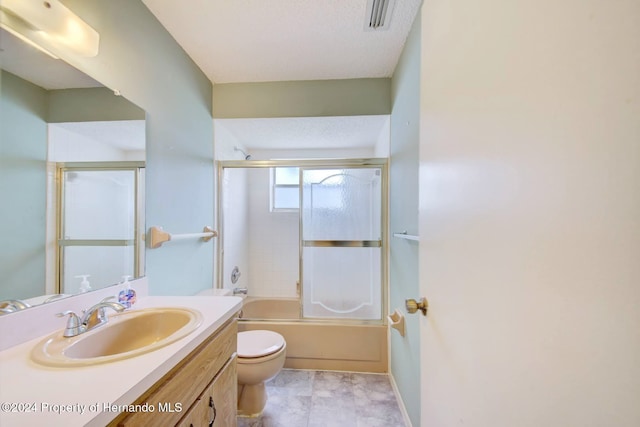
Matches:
[[418, 0, 640, 426], [247, 167, 299, 297], [48, 126, 121, 162], [374, 117, 391, 158], [213, 121, 245, 161], [221, 168, 250, 292], [48, 124, 141, 162]]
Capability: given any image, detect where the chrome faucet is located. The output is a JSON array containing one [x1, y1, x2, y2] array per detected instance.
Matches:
[[56, 297, 126, 337], [233, 287, 248, 296], [0, 299, 31, 314], [82, 299, 126, 330]]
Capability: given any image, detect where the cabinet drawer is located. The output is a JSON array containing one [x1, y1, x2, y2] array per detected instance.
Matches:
[[114, 318, 237, 427]]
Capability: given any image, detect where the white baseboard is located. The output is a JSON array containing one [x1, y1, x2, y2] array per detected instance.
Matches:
[[389, 372, 413, 427]]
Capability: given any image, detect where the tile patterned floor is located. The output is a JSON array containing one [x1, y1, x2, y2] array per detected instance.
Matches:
[[237, 369, 406, 427]]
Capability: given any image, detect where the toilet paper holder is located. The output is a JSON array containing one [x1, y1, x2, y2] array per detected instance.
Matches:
[[387, 309, 405, 337]]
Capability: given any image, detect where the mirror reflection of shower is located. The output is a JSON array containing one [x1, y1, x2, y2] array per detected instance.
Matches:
[[234, 146, 252, 160]]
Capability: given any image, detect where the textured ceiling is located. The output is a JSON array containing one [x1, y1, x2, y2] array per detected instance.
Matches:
[[215, 116, 389, 151], [141, 0, 422, 83]]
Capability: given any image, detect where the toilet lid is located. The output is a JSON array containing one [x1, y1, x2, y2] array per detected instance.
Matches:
[[237, 330, 285, 358]]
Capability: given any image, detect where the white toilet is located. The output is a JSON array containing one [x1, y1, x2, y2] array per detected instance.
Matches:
[[236, 330, 287, 417]]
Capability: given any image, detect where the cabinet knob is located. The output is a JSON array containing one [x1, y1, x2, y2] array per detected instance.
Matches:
[[405, 297, 428, 316]]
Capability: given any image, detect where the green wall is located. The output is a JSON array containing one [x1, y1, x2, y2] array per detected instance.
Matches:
[[39, 1, 391, 298], [0, 71, 48, 300], [48, 87, 145, 123], [389, 13, 421, 426], [0, 71, 147, 301], [62, 0, 215, 295], [213, 78, 391, 118]]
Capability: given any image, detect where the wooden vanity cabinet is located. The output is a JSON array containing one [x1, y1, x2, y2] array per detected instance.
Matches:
[[176, 356, 237, 427], [111, 316, 238, 427]]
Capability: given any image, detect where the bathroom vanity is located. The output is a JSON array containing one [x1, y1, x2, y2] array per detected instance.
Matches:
[[0, 291, 242, 427], [112, 316, 237, 426]]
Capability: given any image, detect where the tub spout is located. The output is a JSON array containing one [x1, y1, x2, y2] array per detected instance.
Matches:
[[233, 287, 248, 296]]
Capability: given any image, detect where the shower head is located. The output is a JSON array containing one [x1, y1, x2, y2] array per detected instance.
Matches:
[[234, 146, 252, 160]]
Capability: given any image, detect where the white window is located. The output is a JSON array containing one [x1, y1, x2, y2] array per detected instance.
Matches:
[[270, 167, 299, 211]]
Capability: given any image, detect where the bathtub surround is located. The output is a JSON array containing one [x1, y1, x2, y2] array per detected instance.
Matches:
[[240, 297, 300, 320], [239, 297, 388, 372], [219, 158, 388, 311], [238, 369, 405, 427], [220, 167, 251, 293], [247, 167, 298, 298], [239, 317, 387, 373]]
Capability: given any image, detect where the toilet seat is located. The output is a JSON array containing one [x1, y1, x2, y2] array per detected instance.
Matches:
[[238, 330, 285, 358]]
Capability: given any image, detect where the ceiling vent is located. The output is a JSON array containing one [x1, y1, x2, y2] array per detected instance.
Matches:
[[364, 0, 397, 31]]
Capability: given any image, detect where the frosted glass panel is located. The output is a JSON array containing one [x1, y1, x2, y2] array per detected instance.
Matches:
[[302, 247, 381, 319], [274, 167, 299, 185], [301, 166, 383, 320], [62, 246, 134, 294], [302, 168, 381, 241], [63, 170, 135, 239], [273, 186, 299, 210]]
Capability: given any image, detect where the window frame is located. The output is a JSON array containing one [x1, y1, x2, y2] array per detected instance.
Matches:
[[270, 166, 300, 212]]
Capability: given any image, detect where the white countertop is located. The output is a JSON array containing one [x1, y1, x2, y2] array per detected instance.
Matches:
[[0, 295, 242, 427]]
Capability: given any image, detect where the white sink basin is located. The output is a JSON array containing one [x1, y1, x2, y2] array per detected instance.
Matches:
[[31, 307, 203, 367]]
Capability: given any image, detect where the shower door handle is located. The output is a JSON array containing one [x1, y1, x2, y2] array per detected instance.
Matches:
[[405, 297, 428, 316]]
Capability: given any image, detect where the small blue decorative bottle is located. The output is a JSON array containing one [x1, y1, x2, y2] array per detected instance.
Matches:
[[118, 275, 137, 309]]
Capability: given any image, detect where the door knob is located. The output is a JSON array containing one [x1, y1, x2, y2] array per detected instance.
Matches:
[[405, 297, 428, 316]]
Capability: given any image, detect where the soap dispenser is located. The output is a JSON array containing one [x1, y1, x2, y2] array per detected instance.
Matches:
[[75, 275, 92, 293], [118, 275, 137, 309]]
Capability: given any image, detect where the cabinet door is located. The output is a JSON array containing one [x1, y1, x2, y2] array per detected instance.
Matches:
[[112, 319, 238, 427], [177, 356, 237, 427]]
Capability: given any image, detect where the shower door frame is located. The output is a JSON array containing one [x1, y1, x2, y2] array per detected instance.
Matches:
[[217, 158, 388, 324], [55, 161, 145, 294]]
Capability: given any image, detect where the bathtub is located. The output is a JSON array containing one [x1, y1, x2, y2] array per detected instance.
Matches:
[[238, 297, 388, 373], [240, 296, 300, 320]]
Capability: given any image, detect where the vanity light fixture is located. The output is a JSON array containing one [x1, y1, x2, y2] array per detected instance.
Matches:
[[0, 11, 58, 58], [0, 0, 99, 58]]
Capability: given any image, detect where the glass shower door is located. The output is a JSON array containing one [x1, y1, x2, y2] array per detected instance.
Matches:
[[301, 167, 383, 320], [58, 165, 144, 294]]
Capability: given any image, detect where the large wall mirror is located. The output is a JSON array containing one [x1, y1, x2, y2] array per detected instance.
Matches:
[[0, 28, 146, 313]]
